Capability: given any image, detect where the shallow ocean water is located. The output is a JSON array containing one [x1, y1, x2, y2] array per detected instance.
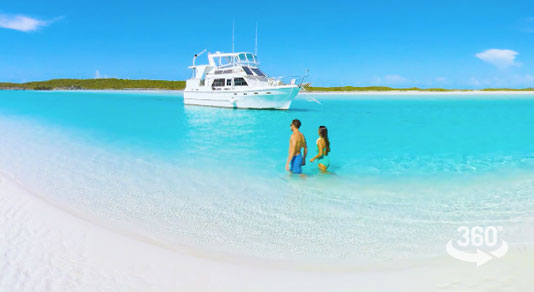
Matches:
[[1, 90, 534, 266]]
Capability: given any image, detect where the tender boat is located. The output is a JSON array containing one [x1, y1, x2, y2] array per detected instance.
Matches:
[[184, 51, 301, 110]]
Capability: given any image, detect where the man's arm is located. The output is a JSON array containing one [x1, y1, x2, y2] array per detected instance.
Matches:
[[286, 135, 295, 171]]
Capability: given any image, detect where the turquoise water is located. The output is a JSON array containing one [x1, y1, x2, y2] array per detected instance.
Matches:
[[1, 90, 534, 265]]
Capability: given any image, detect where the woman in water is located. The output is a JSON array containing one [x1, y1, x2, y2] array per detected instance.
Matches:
[[309, 125, 330, 172]]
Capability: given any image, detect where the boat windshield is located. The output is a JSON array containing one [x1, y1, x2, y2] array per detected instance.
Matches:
[[209, 53, 258, 68], [220, 56, 233, 66], [238, 53, 258, 64], [246, 53, 255, 63]]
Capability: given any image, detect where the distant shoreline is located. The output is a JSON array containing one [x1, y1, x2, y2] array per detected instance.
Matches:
[[304, 90, 534, 95], [3, 88, 534, 96], [1, 78, 534, 94]]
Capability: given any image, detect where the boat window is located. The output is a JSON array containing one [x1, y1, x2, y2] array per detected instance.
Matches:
[[221, 56, 233, 66], [234, 77, 248, 86], [223, 69, 232, 74], [242, 67, 253, 75], [212, 79, 225, 87], [251, 68, 266, 77], [226, 79, 232, 86], [214, 70, 222, 74], [246, 53, 255, 63], [238, 53, 247, 62]]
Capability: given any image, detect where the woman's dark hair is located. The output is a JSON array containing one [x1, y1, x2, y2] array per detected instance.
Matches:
[[319, 126, 330, 154]]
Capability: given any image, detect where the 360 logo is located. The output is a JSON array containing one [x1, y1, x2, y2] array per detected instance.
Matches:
[[446, 226, 508, 266]]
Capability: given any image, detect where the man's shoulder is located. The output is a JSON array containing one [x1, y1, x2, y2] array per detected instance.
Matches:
[[294, 133, 305, 144]]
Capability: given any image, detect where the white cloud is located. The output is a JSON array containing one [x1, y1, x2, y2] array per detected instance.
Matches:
[[372, 74, 409, 86], [434, 77, 448, 84], [468, 74, 534, 88], [468, 77, 482, 87], [518, 17, 534, 33], [475, 49, 520, 69], [94, 70, 113, 79], [384, 74, 408, 84], [524, 74, 534, 83], [94, 70, 109, 79], [0, 13, 51, 32]]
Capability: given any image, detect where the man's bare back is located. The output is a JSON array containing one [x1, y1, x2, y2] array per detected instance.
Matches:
[[286, 119, 307, 173], [291, 131, 306, 155]]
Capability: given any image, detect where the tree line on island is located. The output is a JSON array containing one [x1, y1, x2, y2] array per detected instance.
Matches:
[[0, 78, 532, 91], [0, 79, 186, 90]]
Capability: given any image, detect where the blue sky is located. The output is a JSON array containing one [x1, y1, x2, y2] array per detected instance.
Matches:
[[1, 0, 534, 88]]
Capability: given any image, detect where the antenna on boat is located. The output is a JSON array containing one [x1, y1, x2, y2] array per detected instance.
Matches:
[[299, 69, 323, 107], [255, 23, 258, 56], [192, 49, 206, 66], [232, 18, 235, 53]]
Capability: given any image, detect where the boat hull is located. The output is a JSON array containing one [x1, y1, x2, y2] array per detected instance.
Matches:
[[183, 86, 300, 110]]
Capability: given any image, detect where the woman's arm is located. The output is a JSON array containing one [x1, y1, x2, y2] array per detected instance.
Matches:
[[310, 139, 325, 162]]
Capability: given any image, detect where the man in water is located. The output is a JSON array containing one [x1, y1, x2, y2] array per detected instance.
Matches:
[[286, 119, 308, 174]]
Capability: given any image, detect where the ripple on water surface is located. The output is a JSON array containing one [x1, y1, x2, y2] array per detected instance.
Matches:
[[1, 91, 534, 266]]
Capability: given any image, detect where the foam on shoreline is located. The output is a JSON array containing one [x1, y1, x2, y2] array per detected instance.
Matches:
[[1, 170, 533, 291]]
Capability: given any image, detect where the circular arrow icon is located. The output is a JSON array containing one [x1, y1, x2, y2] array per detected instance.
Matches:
[[446, 226, 508, 267]]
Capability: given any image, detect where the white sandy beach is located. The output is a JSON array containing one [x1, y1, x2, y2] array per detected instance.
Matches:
[[1, 170, 533, 291]]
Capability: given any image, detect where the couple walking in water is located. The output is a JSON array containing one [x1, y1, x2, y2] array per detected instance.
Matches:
[[285, 119, 330, 174]]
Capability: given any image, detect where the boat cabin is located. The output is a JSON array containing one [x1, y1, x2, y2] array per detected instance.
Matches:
[[187, 52, 271, 91]]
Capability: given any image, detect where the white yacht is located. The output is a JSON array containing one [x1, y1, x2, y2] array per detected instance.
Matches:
[[184, 51, 301, 110]]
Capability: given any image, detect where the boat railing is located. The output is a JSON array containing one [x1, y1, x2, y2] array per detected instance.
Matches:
[[217, 60, 259, 69], [268, 75, 308, 87]]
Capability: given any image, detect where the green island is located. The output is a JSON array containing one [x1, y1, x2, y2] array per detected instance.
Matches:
[[0, 79, 186, 90], [0, 78, 533, 92]]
